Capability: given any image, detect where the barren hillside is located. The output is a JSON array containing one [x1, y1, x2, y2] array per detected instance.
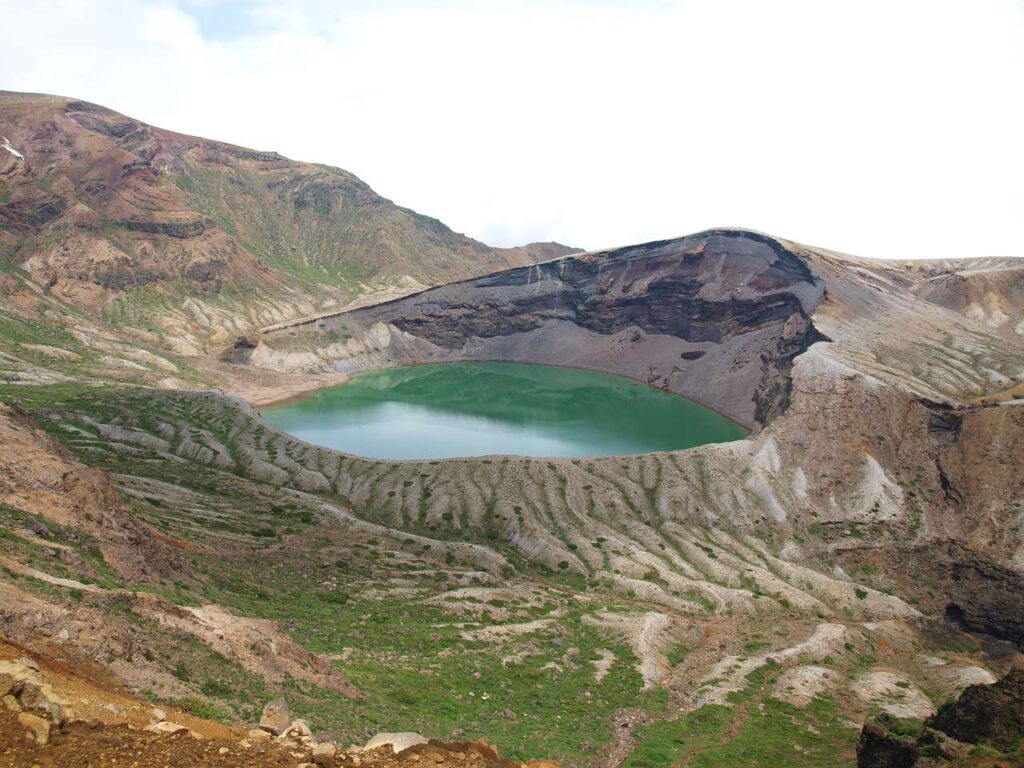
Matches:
[[0, 91, 576, 354], [1, 94, 1023, 768]]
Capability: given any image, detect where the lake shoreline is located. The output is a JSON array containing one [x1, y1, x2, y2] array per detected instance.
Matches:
[[251, 358, 752, 433], [260, 361, 748, 460]]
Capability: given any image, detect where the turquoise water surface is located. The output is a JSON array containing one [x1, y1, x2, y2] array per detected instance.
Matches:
[[262, 362, 745, 460]]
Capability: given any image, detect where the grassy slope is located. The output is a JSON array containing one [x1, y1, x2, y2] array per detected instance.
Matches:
[[0, 382, 669, 765], [625, 667, 853, 768], [2, 382, 1019, 767]]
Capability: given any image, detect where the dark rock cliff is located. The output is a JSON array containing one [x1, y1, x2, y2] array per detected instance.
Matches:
[[267, 229, 828, 428], [936, 545, 1024, 645], [929, 668, 1024, 750], [920, 402, 1024, 645]]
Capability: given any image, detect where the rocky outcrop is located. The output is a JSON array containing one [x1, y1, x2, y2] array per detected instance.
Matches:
[[928, 668, 1024, 750], [120, 217, 216, 238], [905, 399, 1024, 644], [0, 194, 67, 231], [1, 657, 70, 741], [0, 401, 187, 583], [857, 670, 1024, 767], [249, 229, 827, 428], [856, 715, 920, 768], [935, 545, 1024, 644]]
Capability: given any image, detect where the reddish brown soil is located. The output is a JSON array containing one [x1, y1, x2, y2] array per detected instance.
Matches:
[[0, 711, 537, 768], [0, 710, 294, 768]]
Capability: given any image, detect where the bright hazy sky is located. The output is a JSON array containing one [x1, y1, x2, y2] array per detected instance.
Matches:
[[2, 0, 1023, 258]]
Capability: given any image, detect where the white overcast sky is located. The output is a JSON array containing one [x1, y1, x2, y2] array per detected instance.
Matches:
[[2, 0, 1023, 258]]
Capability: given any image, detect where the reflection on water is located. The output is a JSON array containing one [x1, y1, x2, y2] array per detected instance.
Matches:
[[262, 362, 746, 460]]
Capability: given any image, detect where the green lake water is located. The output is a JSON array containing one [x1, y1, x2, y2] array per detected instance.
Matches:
[[262, 362, 746, 460]]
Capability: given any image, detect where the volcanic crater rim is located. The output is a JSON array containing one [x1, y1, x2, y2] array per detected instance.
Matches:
[[230, 228, 828, 433]]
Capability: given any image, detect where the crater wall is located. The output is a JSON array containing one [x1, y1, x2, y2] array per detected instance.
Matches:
[[237, 230, 828, 428]]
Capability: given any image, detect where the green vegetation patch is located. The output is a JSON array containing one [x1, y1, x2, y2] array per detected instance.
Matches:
[[626, 666, 857, 768]]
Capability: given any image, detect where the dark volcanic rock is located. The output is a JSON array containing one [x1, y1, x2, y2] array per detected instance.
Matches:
[[857, 715, 920, 768], [120, 217, 215, 239], [895, 398, 1024, 645], [927, 668, 1024, 750], [857, 670, 1024, 767], [380, 230, 821, 348], [899, 542, 1024, 646], [221, 335, 260, 364], [0, 194, 67, 232], [941, 550, 1024, 645], [287, 229, 828, 428]]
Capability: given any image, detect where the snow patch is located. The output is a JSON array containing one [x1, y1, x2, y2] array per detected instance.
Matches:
[[792, 466, 808, 498], [848, 455, 904, 521], [752, 437, 782, 474], [2, 136, 24, 160]]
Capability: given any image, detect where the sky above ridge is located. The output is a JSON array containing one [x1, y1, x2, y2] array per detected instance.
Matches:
[[2, 0, 1023, 259]]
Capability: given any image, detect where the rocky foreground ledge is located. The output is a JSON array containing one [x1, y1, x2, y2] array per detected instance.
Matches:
[[1, 653, 556, 768]]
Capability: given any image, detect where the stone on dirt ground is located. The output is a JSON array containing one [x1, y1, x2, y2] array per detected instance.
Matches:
[[260, 698, 292, 736], [363, 732, 430, 754]]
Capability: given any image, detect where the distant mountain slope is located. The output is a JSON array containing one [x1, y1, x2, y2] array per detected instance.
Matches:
[[0, 91, 577, 350]]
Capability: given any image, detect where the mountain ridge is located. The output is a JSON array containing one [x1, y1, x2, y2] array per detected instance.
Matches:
[[0, 90, 578, 354], [2, 92, 1024, 768]]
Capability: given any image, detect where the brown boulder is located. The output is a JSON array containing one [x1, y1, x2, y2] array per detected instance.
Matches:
[[18, 712, 51, 745], [259, 698, 291, 736], [311, 742, 338, 767], [0, 670, 20, 698]]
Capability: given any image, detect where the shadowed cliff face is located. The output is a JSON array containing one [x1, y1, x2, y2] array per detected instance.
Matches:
[[250, 229, 828, 428], [385, 231, 817, 345]]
